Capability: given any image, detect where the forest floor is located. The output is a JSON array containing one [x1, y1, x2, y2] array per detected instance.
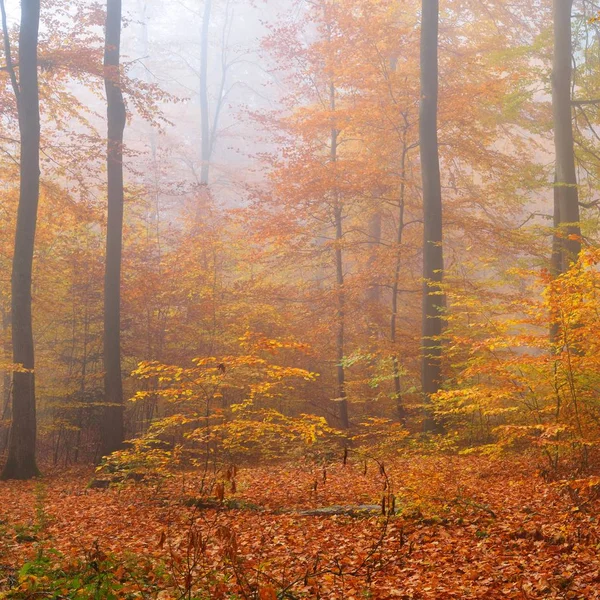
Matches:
[[0, 453, 599, 599]]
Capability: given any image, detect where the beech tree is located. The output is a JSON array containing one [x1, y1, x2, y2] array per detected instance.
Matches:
[[5, 0, 600, 502], [552, 0, 580, 272], [330, 78, 349, 429], [419, 0, 444, 431], [196, 0, 240, 189], [200, 0, 212, 185], [0, 0, 41, 480], [101, 0, 127, 457]]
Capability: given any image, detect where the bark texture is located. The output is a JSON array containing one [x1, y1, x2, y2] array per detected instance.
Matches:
[[101, 0, 126, 457], [1, 0, 41, 480], [419, 0, 444, 432], [552, 0, 580, 271]]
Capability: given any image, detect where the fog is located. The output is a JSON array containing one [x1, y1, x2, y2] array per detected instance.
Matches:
[[1, 0, 600, 495], [121, 0, 284, 202]]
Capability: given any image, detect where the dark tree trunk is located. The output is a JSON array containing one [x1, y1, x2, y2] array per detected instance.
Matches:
[[419, 0, 444, 433], [1, 0, 41, 480], [101, 0, 126, 457], [200, 0, 212, 185], [552, 0, 580, 271]]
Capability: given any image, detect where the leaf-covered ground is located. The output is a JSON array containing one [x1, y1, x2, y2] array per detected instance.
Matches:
[[1, 454, 599, 599]]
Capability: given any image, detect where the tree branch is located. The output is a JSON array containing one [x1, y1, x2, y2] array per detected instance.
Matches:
[[572, 98, 600, 106], [0, 0, 20, 101], [579, 199, 600, 209]]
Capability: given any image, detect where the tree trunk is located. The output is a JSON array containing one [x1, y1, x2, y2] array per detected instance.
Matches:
[[552, 0, 580, 271], [1, 0, 41, 480], [2, 308, 11, 421], [334, 203, 348, 429], [550, 178, 561, 345], [390, 132, 409, 423], [101, 0, 126, 457], [365, 207, 381, 417], [419, 0, 444, 432], [200, 0, 212, 186], [330, 81, 348, 429], [366, 211, 381, 304]]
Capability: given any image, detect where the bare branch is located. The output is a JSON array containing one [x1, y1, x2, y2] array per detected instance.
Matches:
[[0, 0, 20, 101], [572, 98, 600, 106]]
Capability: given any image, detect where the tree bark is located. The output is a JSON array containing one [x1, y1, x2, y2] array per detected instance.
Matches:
[[549, 179, 562, 346], [101, 0, 126, 457], [330, 81, 348, 429], [419, 0, 444, 432], [366, 211, 381, 304], [334, 202, 348, 429], [390, 131, 409, 423], [1, 0, 41, 480], [2, 308, 11, 419], [552, 0, 580, 271]]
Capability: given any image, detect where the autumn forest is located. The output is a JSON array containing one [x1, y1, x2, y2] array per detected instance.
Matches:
[[1, 0, 600, 598]]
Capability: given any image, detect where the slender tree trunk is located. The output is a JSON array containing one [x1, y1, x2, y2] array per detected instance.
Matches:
[[1, 0, 41, 480], [365, 207, 381, 417], [552, 0, 580, 271], [551, 179, 562, 277], [101, 0, 126, 457], [366, 212, 381, 304], [2, 308, 11, 419], [200, 0, 212, 186], [550, 179, 561, 345], [330, 81, 348, 429], [419, 0, 444, 432], [334, 203, 348, 429], [390, 133, 409, 423]]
